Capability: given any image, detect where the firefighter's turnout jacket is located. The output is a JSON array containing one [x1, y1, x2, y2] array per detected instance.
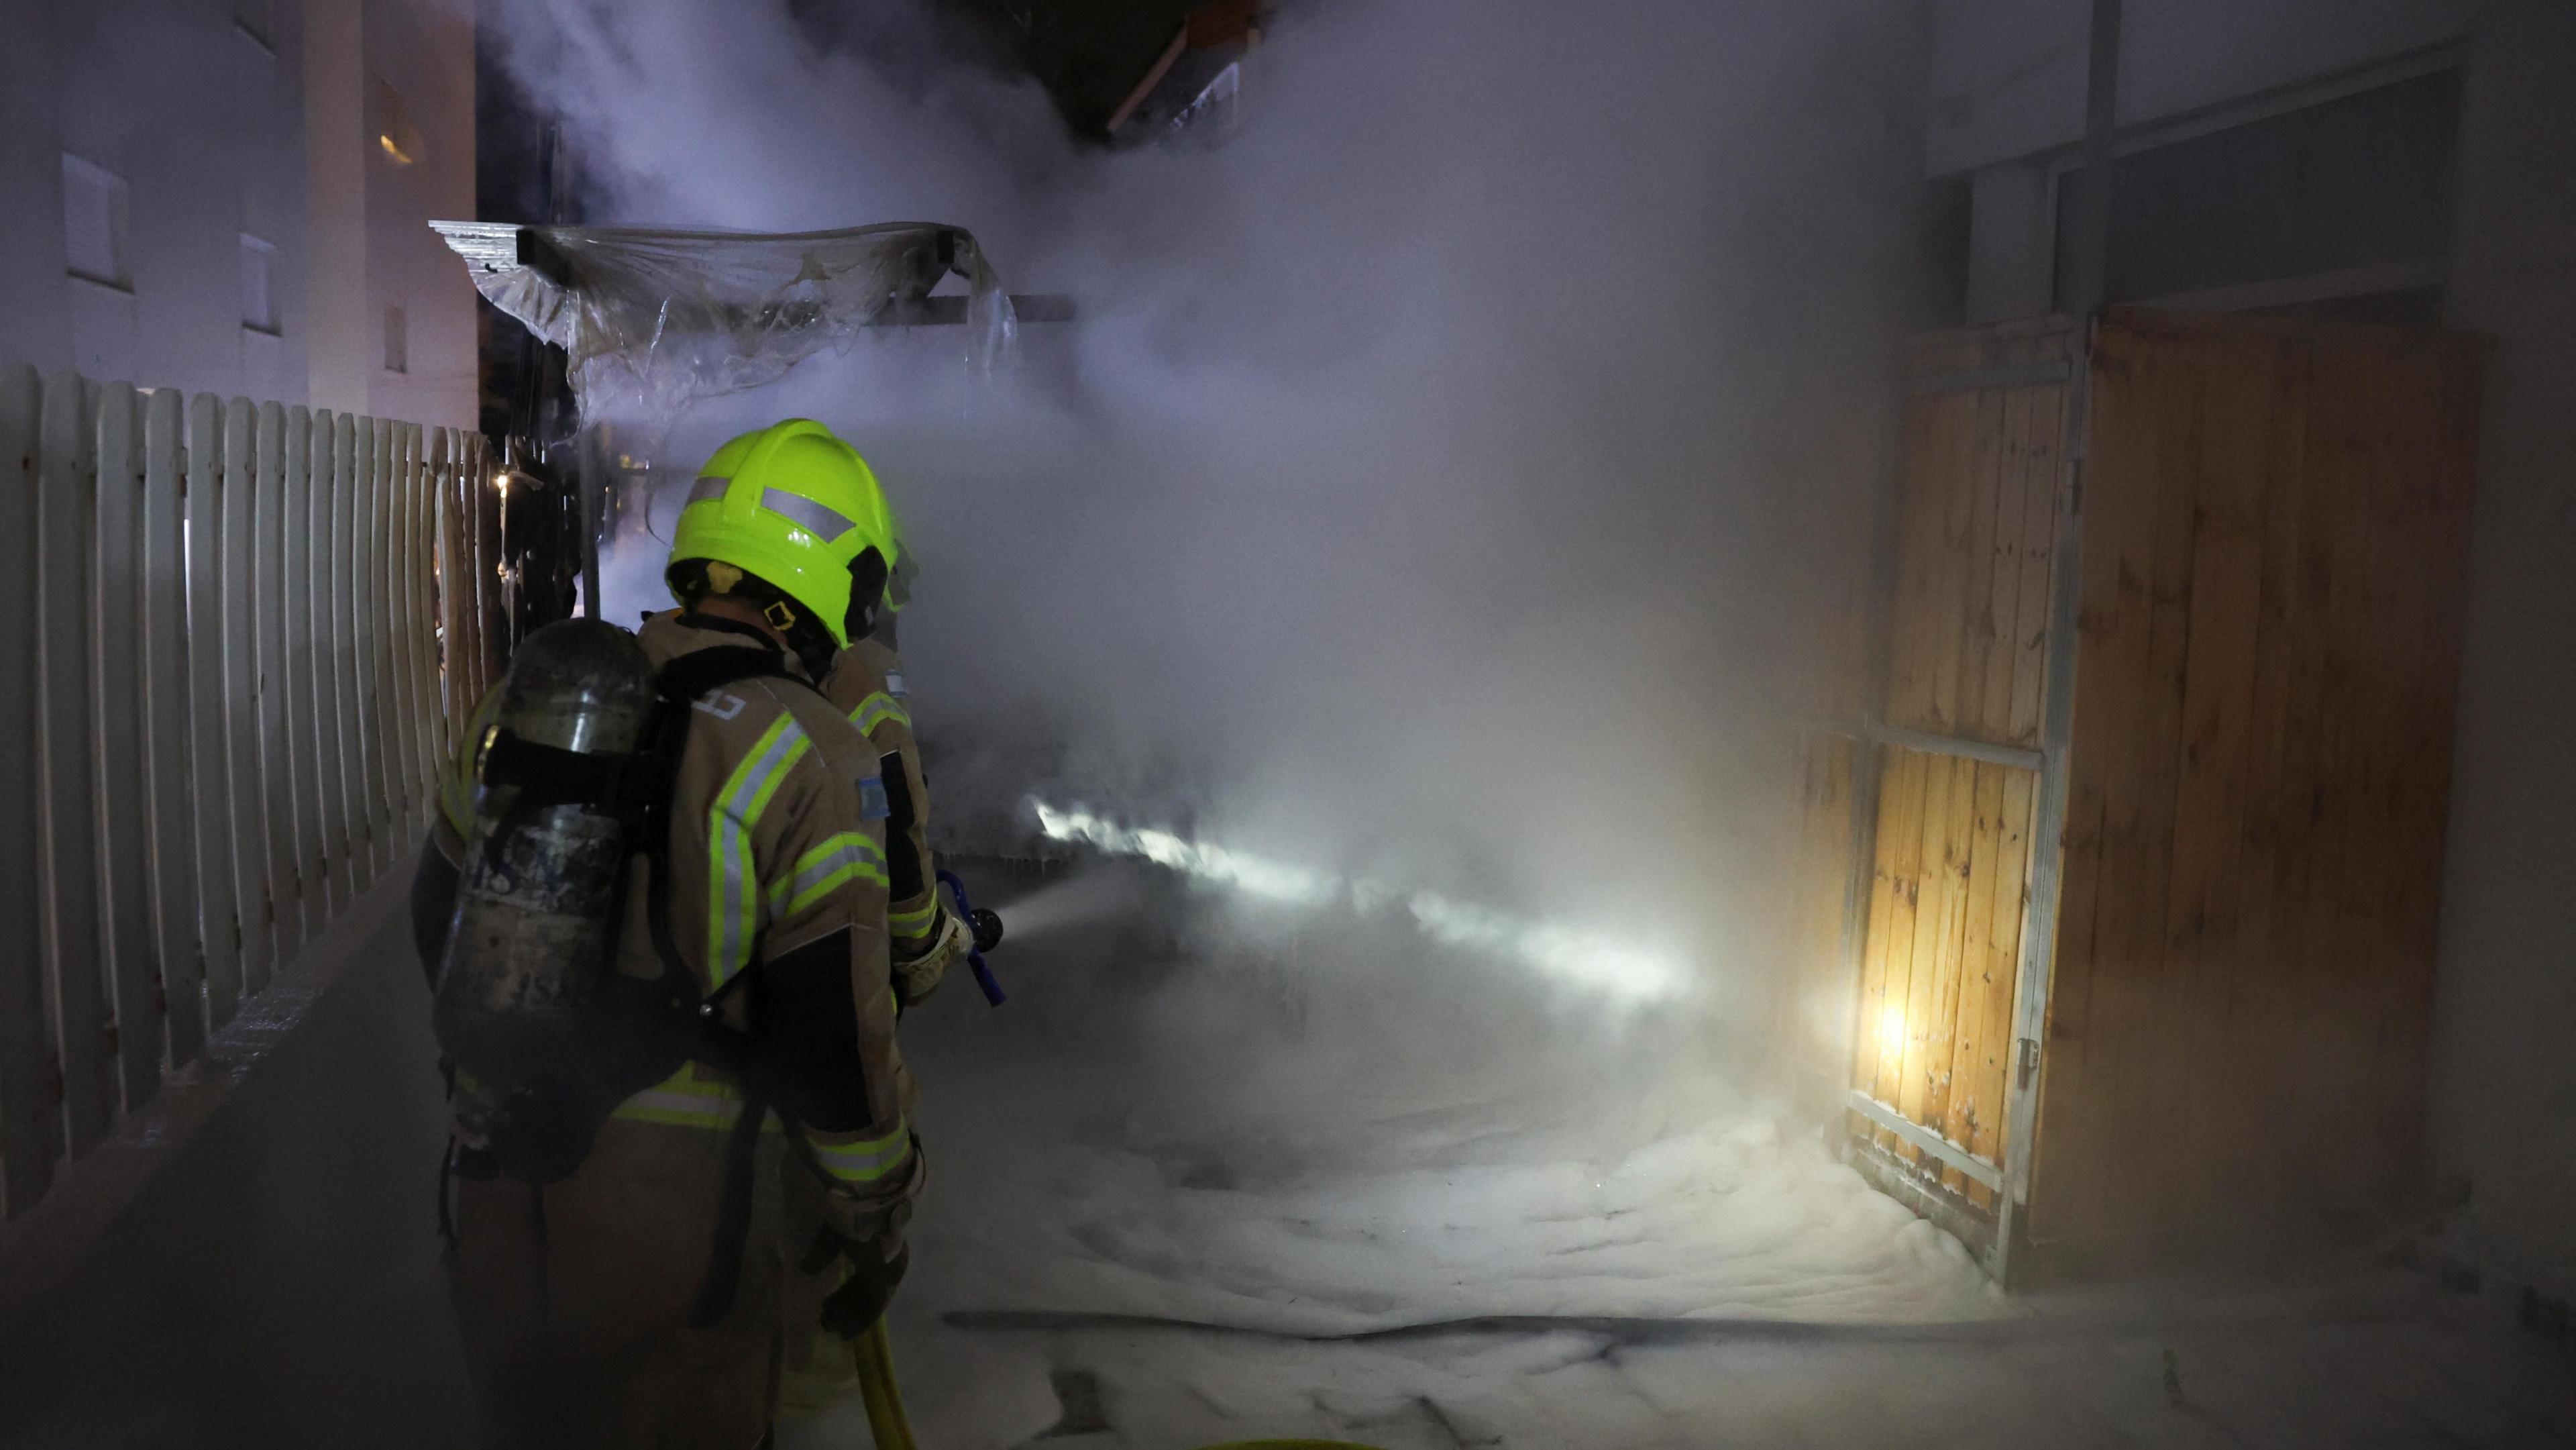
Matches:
[[431, 611, 920, 1450], [827, 633, 936, 952]]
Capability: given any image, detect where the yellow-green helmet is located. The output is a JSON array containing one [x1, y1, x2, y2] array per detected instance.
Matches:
[[667, 419, 899, 649]]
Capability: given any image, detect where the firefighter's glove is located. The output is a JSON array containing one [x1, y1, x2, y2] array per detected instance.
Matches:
[[808, 1230, 910, 1339], [892, 906, 971, 1008]]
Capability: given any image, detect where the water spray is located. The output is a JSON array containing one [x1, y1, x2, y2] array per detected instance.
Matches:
[[1029, 801, 1692, 1005]]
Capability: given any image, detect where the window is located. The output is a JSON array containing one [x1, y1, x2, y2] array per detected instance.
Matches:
[[239, 235, 278, 333], [2053, 69, 2462, 313], [61, 154, 130, 290], [235, 0, 275, 50], [384, 305, 408, 373]]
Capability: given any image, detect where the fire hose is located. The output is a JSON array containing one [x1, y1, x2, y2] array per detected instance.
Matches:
[[853, 876, 1375, 1450]]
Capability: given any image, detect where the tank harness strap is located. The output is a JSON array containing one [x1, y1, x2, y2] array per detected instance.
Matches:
[[636, 639, 833, 1328], [479, 730, 646, 811], [686, 1081, 771, 1329]]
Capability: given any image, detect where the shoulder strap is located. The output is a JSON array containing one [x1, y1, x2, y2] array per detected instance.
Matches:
[[633, 640, 835, 998]]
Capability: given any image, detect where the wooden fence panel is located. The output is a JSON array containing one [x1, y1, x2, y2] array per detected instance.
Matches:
[[140, 389, 202, 1069], [310, 413, 351, 909], [384, 425, 421, 831], [221, 397, 274, 998], [369, 420, 402, 858], [402, 425, 427, 815], [93, 384, 163, 1108], [343, 419, 378, 884], [0, 362, 489, 1224], [274, 407, 316, 942], [255, 403, 305, 955], [286, 411, 329, 924], [475, 436, 504, 699], [37, 372, 112, 1156], [447, 434, 481, 722], [0, 366, 60, 1213], [1857, 747, 1927, 1115], [410, 427, 445, 796], [184, 395, 243, 1033], [462, 435, 485, 717], [367, 419, 394, 870], [329, 413, 364, 895]]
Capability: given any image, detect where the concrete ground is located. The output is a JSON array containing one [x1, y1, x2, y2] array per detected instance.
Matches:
[[2, 869, 2570, 1450]]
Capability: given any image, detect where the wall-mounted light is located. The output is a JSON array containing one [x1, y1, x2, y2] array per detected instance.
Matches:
[[372, 79, 422, 166]]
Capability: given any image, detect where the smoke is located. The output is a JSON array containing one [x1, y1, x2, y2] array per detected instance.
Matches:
[[484, 0, 1929, 1049]]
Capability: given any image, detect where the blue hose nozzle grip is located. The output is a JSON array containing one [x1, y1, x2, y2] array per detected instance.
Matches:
[[937, 869, 1006, 1007]]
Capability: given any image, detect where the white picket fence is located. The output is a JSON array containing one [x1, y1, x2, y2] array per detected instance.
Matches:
[[0, 364, 507, 1220]]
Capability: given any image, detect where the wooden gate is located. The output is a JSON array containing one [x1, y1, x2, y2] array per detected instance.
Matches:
[[1807, 307, 2483, 1278], [1831, 320, 2078, 1261], [2024, 309, 2483, 1263]]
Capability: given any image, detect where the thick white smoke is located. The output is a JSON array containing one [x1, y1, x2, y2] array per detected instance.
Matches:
[[485, 0, 1928, 1043]]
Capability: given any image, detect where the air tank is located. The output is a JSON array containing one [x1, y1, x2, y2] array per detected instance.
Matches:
[[434, 617, 657, 1093]]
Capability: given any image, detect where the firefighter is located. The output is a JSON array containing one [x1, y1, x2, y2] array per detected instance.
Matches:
[[836, 541, 967, 1000], [419, 418, 919, 1449], [778, 530, 973, 1420]]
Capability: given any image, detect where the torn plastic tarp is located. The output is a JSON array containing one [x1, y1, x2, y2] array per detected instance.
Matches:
[[429, 221, 1017, 423]]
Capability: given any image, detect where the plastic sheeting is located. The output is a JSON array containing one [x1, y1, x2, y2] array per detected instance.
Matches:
[[429, 221, 1018, 423]]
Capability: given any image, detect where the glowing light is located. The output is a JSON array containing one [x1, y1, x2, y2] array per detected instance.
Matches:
[[1031, 800, 1692, 1005], [377, 134, 417, 165], [1879, 1005, 1907, 1055]]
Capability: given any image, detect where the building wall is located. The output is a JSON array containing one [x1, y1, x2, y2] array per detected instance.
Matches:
[[361, 0, 478, 429], [306, 0, 479, 428], [1930, 0, 2576, 1300], [0, 0, 311, 399], [0, 0, 472, 424], [2428, 0, 2576, 1307]]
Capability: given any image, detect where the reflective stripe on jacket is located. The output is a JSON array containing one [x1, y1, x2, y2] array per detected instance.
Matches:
[[826, 635, 936, 947]]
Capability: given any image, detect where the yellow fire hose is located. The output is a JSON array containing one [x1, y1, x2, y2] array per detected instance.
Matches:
[[851, 1317, 1381, 1450], [852, 1318, 919, 1450]]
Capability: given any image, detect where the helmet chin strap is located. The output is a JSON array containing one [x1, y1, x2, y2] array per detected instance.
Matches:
[[771, 603, 841, 682]]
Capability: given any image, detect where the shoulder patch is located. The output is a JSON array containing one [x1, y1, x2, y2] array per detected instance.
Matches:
[[857, 774, 891, 821], [885, 671, 907, 699]]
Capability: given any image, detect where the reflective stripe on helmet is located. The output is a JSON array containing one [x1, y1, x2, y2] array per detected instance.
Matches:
[[765, 831, 888, 919], [688, 474, 861, 544], [759, 487, 858, 542], [708, 711, 814, 988]]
